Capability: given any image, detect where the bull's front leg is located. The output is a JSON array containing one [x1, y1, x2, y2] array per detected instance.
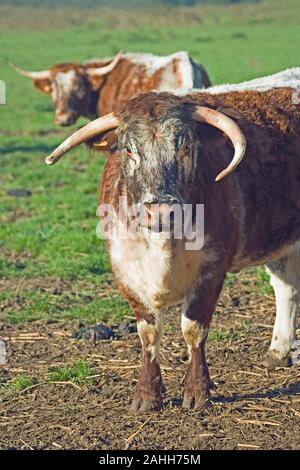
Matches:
[[181, 273, 226, 409], [181, 316, 211, 409], [130, 309, 164, 413]]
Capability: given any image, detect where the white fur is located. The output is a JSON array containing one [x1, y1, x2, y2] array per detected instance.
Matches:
[[175, 67, 300, 96], [137, 316, 164, 362], [110, 220, 213, 312], [268, 273, 298, 358], [157, 52, 194, 90], [181, 315, 209, 359], [54, 70, 77, 97], [85, 51, 198, 89], [176, 53, 195, 89], [123, 51, 192, 77], [266, 243, 300, 359]]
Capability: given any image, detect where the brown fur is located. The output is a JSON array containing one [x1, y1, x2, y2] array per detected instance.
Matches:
[[183, 344, 210, 409], [130, 351, 163, 412], [96, 87, 300, 410], [96, 56, 203, 115]]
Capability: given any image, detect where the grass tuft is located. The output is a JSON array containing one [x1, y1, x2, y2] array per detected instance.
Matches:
[[209, 321, 250, 342], [0, 374, 36, 396], [47, 359, 94, 385]]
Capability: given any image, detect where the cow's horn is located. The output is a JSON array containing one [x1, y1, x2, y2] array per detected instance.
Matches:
[[45, 113, 120, 165], [195, 106, 247, 182], [86, 52, 122, 77], [10, 63, 50, 80]]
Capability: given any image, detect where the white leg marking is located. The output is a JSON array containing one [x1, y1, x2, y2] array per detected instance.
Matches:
[[267, 258, 299, 359], [181, 315, 209, 360], [137, 314, 164, 363]]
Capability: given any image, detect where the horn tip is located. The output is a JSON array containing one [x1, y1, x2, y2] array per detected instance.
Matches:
[[45, 156, 55, 165], [215, 172, 226, 182]]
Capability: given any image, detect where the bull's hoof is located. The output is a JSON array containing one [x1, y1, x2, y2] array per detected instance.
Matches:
[[129, 396, 163, 413], [182, 389, 211, 410], [130, 359, 164, 413], [261, 350, 291, 370]]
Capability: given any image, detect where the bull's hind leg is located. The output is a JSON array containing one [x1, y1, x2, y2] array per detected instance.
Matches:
[[129, 307, 164, 413], [263, 246, 300, 369]]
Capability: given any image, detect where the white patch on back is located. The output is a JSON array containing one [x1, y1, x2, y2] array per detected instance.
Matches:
[[157, 52, 194, 91], [85, 51, 197, 90], [174, 67, 300, 96], [125, 51, 191, 76]]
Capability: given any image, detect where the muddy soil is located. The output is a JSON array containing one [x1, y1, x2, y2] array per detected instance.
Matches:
[[0, 273, 300, 450]]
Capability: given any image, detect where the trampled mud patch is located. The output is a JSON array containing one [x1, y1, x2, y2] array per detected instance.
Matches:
[[0, 273, 300, 450]]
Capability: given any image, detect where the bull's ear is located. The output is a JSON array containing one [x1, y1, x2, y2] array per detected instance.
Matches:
[[33, 78, 52, 94], [86, 129, 117, 153], [87, 75, 105, 91]]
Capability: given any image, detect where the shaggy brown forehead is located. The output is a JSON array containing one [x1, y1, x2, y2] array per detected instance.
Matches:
[[115, 92, 197, 147], [116, 92, 188, 121]]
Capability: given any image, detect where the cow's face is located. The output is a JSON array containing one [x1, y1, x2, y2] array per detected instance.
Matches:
[[51, 70, 89, 126], [111, 107, 199, 231], [34, 66, 90, 126], [118, 118, 197, 206], [12, 54, 122, 126]]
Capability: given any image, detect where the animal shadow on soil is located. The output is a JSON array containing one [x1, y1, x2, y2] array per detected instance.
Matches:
[[167, 379, 300, 409]]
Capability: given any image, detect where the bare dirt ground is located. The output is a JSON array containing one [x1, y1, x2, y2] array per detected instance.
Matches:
[[0, 272, 300, 450]]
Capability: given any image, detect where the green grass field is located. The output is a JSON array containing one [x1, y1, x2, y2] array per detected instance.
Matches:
[[0, 0, 298, 323]]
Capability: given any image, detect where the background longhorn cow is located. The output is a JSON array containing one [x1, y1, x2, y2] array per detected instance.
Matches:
[[11, 51, 211, 126]]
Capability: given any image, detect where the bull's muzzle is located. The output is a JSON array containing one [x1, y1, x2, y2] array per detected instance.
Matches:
[[55, 110, 77, 126], [138, 197, 181, 233]]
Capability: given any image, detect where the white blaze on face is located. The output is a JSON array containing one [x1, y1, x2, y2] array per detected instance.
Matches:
[[52, 70, 78, 102]]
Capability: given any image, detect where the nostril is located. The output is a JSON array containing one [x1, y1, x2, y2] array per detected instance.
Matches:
[[55, 111, 76, 124], [169, 198, 179, 206]]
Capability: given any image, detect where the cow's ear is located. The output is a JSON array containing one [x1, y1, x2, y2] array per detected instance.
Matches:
[[87, 75, 106, 92], [86, 130, 117, 153], [33, 78, 52, 94]]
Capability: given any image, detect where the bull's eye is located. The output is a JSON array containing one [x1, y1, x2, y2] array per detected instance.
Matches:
[[178, 145, 189, 160], [125, 147, 133, 157], [125, 146, 139, 175]]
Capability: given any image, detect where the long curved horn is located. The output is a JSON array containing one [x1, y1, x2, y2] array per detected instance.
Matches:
[[195, 106, 246, 182], [86, 52, 122, 77], [10, 63, 50, 80], [45, 113, 120, 165]]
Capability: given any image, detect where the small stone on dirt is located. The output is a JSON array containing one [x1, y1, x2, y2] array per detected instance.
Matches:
[[52, 287, 62, 295], [118, 320, 137, 336], [73, 323, 115, 341], [231, 296, 240, 307]]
